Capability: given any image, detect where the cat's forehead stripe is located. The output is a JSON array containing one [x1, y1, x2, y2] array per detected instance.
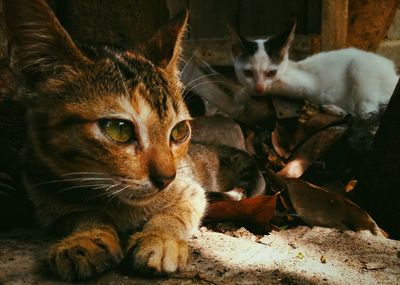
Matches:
[[119, 55, 169, 118], [99, 48, 174, 119]]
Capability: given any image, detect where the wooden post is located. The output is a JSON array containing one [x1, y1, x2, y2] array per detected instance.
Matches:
[[0, 0, 8, 60], [347, 0, 398, 51], [321, 0, 349, 51]]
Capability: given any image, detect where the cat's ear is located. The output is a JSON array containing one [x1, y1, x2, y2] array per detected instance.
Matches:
[[268, 19, 296, 62], [228, 26, 257, 57], [144, 10, 188, 75], [4, 0, 88, 82]]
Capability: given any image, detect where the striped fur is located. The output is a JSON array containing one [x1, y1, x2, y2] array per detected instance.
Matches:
[[5, 0, 206, 281]]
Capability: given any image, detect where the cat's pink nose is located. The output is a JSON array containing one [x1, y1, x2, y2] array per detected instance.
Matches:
[[255, 84, 265, 94]]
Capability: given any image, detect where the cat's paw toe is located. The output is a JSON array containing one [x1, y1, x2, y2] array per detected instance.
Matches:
[[49, 228, 123, 281], [127, 232, 188, 274], [321, 104, 347, 117]]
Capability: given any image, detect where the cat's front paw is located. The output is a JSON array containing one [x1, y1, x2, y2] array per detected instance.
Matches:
[[127, 232, 188, 275], [49, 227, 123, 281], [321, 104, 348, 117]]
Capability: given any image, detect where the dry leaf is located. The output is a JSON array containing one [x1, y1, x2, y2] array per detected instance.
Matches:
[[271, 109, 344, 160], [191, 115, 246, 151], [205, 195, 277, 231], [245, 131, 256, 155], [286, 178, 384, 236], [345, 180, 358, 192], [278, 126, 347, 178], [272, 97, 303, 119]]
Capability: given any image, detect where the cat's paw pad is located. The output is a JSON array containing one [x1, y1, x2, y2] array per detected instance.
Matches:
[[127, 232, 188, 275], [49, 228, 123, 281]]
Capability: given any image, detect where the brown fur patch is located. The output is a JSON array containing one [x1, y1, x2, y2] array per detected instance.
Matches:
[[5, 0, 206, 281]]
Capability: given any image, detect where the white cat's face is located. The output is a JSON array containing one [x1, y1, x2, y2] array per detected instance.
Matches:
[[233, 39, 290, 94], [231, 21, 295, 95]]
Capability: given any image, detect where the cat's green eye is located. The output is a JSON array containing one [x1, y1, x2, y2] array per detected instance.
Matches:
[[243, 69, 253, 77], [170, 121, 191, 144], [99, 119, 135, 144]]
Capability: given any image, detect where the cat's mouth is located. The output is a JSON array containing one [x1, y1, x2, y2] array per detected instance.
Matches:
[[107, 176, 167, 206], [110, 178, 160, 205]]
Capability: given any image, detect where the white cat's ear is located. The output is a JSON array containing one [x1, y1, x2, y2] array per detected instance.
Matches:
[[228, 26, 256, 58], [228, 26, 242, 57], [268, 19, 297, 61], [5, 0, 88, 81], [143, 10, 188, 75]]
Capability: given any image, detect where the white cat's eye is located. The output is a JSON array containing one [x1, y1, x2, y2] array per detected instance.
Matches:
[[243, 69, 253, 78], [266, 70, 277, 77], [170, 121, 191, 144], [99, 119, 135, 144]]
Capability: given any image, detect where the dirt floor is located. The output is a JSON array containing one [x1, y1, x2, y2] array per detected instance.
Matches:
[[1, 225, 399, 285]]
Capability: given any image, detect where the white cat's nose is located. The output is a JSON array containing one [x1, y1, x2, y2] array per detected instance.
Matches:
[[255, 84, 265, 94]]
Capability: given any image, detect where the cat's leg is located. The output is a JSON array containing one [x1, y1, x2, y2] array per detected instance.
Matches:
[[126, 179, 206, 274], [352, 83, 379, 115], [48, 211, 123, 281], [348, 60, 380, 115], [355, 100, 378, 115]]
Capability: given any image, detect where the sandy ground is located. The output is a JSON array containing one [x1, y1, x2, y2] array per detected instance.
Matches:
[[1, 226, 399, 285]]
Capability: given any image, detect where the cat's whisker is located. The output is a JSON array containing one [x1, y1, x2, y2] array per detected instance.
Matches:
[[0, 172, 14, 181], [114, 177, 143, 184], [183, 80, 226, 97], [182, 73, 220, 94], [48, 183, 113, 200], [55, 183, 114, 195], [91, 184, 115, 190], [61, 172, 109, 177], [179, 53, 195, 79], [0, 190, 10, 197], [0, 183, 16, 192], [81, 184, 120, 203], [103, 185, 130, 208], [115, 63, 131, 98], [105, 184, 119, 192], [33, 177, 113, 187], [183, 72, 219, 88], [107, 185, 129, 197]]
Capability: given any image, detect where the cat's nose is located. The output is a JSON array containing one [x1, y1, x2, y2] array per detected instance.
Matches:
[[255, 84, 265, 94], [150, 172, 176, 190]]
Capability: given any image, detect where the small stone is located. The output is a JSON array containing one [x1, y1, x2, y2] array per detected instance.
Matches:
[[364, 262, 386, 270], [199, 226, 208, 233]]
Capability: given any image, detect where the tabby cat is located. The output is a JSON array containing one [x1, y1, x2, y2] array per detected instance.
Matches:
[[4, 0, 208, 281]]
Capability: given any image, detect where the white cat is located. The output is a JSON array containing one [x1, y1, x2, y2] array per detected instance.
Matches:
[[230, 21, 399, 115]]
